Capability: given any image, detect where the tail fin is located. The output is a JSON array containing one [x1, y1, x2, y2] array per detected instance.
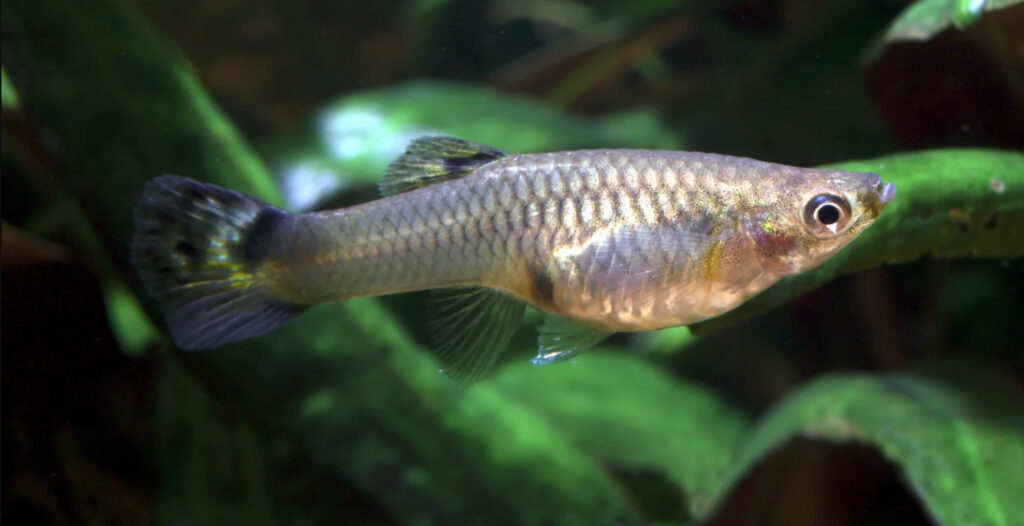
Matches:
[[131, 175, 303, 350]]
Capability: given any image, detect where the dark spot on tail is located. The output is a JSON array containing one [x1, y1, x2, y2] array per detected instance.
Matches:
[[176, 241, 198, 259], [155, 210, 175, 224], [185, 187, 206, 201], [527, 263, 554, 307], [241, 207, 287, 263]]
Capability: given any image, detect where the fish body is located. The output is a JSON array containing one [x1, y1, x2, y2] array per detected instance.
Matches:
[[133, 137, 895, 373]]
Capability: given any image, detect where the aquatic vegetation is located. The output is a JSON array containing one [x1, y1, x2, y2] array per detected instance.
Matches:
[[3, 0, 1022, 524]]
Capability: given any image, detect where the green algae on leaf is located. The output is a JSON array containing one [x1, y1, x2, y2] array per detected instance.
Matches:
[[198, 300, 643, 525], [490, 351, 749, 521]]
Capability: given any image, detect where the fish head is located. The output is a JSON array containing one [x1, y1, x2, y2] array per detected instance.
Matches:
[[743, 168, 896, 276]]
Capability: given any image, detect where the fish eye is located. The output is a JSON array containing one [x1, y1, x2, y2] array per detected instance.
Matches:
[[803, 194, 851, 237], [816, 203, 841, 225]]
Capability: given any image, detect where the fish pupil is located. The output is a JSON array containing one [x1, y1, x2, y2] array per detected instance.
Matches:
[[816, 203, 841, 225]]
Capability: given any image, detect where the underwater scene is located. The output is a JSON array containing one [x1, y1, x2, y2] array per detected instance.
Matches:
[[3, 0, 1023, 524]]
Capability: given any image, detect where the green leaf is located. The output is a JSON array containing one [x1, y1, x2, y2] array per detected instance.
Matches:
[[884, 0, 1023, 43], [1, 68, 19, 110], [952, 0, 988, 27], [693, 148, 1024, 334], [264, 81, 683, 210], [701, 362, 1024, 525], [637, 325, 700, 355], [199, 299, 642, 525], [490, 351, 750, 520], [103, 278, 159, 356]]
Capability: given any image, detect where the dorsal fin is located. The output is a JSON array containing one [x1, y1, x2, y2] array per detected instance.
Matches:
[[380, 136, 506, 196]]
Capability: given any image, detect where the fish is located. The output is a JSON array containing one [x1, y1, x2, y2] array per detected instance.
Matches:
[[132, 136, 896, 379]]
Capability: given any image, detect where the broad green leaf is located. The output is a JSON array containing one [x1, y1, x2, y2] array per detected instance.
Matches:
[[264, 81, 682, 210], [700, 364, 1024, 525], [197, 299, 641, 525], [884, 0, 1023, 43], [490, 351, 749, 520], [693, 149, 1024, 334]]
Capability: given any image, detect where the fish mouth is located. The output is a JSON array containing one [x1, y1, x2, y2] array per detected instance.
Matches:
[[878, 181, 897, 206], [861, 176, 895, 218]]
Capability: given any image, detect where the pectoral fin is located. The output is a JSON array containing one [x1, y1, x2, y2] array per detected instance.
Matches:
[[532, 314, 612, 365]]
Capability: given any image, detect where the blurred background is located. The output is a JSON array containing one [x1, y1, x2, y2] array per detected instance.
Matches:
[[3, 0, 1023, 525]]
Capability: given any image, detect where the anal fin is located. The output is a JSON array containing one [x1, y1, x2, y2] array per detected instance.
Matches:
[[430, 287, 526, 383]]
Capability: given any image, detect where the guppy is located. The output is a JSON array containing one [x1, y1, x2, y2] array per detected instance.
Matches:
[[133, 137, 895, 378]]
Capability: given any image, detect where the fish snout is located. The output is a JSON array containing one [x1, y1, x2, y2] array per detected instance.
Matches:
[[861, 176, 896, 218], [878, 181, 897, 205], [863, 172, 896, 205]]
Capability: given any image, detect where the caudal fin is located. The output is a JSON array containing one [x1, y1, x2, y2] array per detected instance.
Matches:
[[131, 175, 303, 349]]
